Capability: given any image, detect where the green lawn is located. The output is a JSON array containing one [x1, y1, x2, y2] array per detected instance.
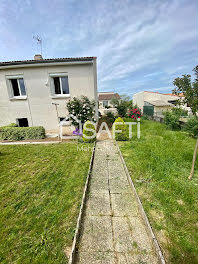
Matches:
[[119, 120, 198, 264], [0, 143, 92, 264]]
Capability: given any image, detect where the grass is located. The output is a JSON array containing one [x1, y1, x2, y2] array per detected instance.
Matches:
[[0, 142, 93, 264], [119, 120, 198, 264]]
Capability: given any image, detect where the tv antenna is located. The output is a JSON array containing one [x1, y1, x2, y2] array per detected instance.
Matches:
[[33, 35, 42, 55]]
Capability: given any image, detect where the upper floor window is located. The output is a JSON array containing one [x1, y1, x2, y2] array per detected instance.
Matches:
[[10, 78, 26, 97], [53, 76, 69, 95]]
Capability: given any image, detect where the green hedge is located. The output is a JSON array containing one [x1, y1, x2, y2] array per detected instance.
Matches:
[[113, 117, 129, 141], [0, 126, 45, 141], [83, 121, 96, 143]]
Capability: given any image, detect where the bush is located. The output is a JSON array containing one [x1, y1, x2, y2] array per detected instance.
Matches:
[[128, 107, 142, 120], [5, 123, 18, 127], [172, 107, 188, 117], [163, 111, 181, 130], [113, 117, 129, 141], [106, 112, 115, 123], [186, 117, 198, 138], [0, 126, 45, 141], [82, 121, 96, 143], [67, 96, 96, 127]]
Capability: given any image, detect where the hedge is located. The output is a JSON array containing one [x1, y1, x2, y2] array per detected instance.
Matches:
[[82, 121, 96, 143], [113, 117, 129, 141], [0, 126, 45, 141]]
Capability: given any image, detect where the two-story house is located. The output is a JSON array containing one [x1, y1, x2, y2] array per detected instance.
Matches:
[[0, 55, 98, 134]]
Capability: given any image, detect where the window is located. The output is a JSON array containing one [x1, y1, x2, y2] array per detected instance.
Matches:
[[10, 78, 26, 97], [103, 100, 108, 108], [59, 117, 69, 122], [17, 118, 29, 127], [53, 76, 69, 95]]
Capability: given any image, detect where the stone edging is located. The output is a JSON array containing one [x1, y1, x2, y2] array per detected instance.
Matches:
[[68, 142, 96, 264], [115, 141, 166, 264]]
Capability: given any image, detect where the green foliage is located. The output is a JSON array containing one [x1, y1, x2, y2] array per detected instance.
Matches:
[[106, 112, 115, 123], [113, 117, 129, 141], [0, 126, 45, 141], [163, 111, 181, 130], [186, 117, 198, 138], [4, 123, 18, 127], [173, 66, 198, 115], [111, 94, 132, 117], [82, 120, 96, 143], [67, 96, 96, 127], [172, 107, 188, 117]]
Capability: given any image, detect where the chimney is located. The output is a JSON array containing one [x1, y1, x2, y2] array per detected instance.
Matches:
[[34, 54, 43, 60]]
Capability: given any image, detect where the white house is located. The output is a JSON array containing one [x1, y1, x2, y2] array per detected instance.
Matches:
[[98, 92, 120, 115], [0, 55, 98, 134], [133, 91, 192, 116]]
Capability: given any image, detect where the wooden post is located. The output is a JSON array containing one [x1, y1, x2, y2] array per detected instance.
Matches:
[[188, 137, 198, 180]]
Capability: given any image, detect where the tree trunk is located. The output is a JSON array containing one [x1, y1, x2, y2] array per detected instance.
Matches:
[[189, 137, 198, 180]]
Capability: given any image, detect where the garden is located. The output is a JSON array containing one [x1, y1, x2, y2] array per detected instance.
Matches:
[[0, 143, 92, 264]]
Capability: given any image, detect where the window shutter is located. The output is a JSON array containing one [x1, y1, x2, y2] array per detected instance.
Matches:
[[6, 79, 13, 98], [49, 77, 55, 96]]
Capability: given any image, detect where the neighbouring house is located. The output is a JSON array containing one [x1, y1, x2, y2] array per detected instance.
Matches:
[[0, 55, 98, 135], [98, 92, 120, 115], [133, 91, 192, 117]]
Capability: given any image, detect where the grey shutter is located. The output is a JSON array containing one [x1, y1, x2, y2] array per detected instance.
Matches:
[[6, 79, 14, 98]]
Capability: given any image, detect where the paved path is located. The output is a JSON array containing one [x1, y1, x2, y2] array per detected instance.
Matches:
[[76, 140, 158, 264]]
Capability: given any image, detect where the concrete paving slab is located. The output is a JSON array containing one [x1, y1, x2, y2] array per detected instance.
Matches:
[[109, 178, 132, 194], [79, 215, 114, 252], [112, 216, 140, 253], [86, 193, 111, 216], [76, 251, 115, 264], [111, 193, 139, 217], [116, 252, 158, 264], [91, 168, 108, 179], [89, 177, 109, 194]]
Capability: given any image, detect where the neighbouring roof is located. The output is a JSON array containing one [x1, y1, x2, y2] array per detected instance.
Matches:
[[144, 91, 182, 97], [98, 93, 120, 100], [145, 100, 174, 107], [0, 57, 96, 67]]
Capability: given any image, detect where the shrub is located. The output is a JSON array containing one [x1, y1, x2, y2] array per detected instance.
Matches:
[[113, 117, 129, 141], [106, 112, 115, 123], [5, 123, 18, 127], [186, 117, 198, 138], [128, 107, 142, 120], [172, 107, 188, 117], [67, 96, 96, 127], [163, 111, 181, 130], [0, 126, 45, 141], [82, 121, 96, 143]]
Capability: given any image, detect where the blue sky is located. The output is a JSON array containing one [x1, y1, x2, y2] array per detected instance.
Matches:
[[0, 0, 198, 97]]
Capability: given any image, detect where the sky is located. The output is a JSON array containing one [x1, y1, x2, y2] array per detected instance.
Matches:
[[0, 0, 198, 97]]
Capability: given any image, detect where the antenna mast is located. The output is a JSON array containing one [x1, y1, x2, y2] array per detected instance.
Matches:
[[33, 35, 42, 55]]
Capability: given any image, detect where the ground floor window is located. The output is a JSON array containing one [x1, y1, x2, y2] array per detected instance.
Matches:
[[17, 118, 29, 127], [103, 100, 108, 108]]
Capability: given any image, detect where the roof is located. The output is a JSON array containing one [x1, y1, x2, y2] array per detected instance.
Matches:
[[145, 100, 174, 107], [0, 57, 96, 67], [144, 91, 182, 97], [98, 93, 120, 100]]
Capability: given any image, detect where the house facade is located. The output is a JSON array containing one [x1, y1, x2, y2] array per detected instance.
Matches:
[[0, 55, 98, 134], [133, 91, 191, 116], [98, 92, 120, 115]]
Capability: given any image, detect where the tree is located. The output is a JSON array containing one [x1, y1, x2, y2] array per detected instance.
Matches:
[[111, 95, 132, 117], [173, 66, 198, 180], [67, 96, 96, 127]]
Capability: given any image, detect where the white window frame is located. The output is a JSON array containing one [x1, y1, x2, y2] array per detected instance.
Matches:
[[49, 73, 70, 98], [6, 75, 27, 100], [103, 100, 109, 108]]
